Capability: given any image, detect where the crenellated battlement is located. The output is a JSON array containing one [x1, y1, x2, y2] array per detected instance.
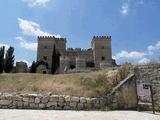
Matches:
[[38, 36, 56, 39], [93, 36, 111, 39], [38, 36, 66, 42], [66, 48, 92, 52]]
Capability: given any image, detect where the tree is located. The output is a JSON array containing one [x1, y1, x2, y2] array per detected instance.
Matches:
[[51, 45, 57, 74], [30, 61, 36, 73], [0, 46, 5, 73], [56, 50, 61, 71], [51, 45, 61, 74], [4, 46, 15, 73]]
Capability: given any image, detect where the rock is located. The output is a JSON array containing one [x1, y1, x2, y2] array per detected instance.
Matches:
[[55, 107, 62, 110], [23, 97, 29, 102], [17, 101, 23, 107], [80, 97, 87, 103], [28, 94, 37, 98], [29, 98, 35, 103], [91, 98, 97, 104], [86, 98, 91, 104], [77, 103, 84, 110], [70, 102, 77, 108], [65, 96, 71, 102], [71, 97, 79, 102], [23, 102, 29, 107], [30, 103, 38, 109], [63, 106, 71, 110], [16, 96, 23, 101], [39, 104, 45, 109], [59, 96, 65, 102], [3, 93, 12, 100], [58, 101, 64, 107], [47, 102, 57, 107], [49, 95, 59, 102], [41, 97, 49, 103], [0, 100, 12, 105], [35, 97, 41, 104]]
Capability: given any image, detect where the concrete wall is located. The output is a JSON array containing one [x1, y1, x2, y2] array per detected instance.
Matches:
[[0, 93, 106, 110]]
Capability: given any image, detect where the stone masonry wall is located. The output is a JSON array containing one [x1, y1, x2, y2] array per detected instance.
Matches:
[[0, 93, 107, 110], [107, 74, 137, 110], [135, 63, 160, 111]]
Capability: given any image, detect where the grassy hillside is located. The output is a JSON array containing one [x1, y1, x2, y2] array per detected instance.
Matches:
[[0, 64, 132, 97]]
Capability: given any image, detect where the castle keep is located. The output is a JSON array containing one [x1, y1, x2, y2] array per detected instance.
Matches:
[[36, 36, 116, 74]]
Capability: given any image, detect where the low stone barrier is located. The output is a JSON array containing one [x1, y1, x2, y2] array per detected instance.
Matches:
[[0, 93, 107, 110]]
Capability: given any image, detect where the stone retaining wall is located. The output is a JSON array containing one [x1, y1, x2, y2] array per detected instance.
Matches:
[[0, 93, 107, 110], [107, 74, 137, 110], [135, 63, 160, 111]]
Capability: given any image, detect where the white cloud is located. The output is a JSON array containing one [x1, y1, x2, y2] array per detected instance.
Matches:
[[113, 40, 160, 64], [147, 41, 160, 55], [138, 58, 150, 64], [120, 3, 129, 16], [0, 43, 9, 50], [22, 0, 50, 7], [16, 37, 37, 51], [114, 50, 145, 60], [18, 18, 61, 38]]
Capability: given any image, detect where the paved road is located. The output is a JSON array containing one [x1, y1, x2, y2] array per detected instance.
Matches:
[[0, 110, 159, 120]]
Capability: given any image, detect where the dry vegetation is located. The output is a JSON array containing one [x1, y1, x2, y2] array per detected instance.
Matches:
[[0, 64, 133, 97]]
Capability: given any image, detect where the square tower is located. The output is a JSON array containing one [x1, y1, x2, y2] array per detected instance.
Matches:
[[92, 36, 112, 68], [37, 36, 66, 73]]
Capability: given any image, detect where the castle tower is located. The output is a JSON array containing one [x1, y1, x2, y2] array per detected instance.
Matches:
[[92, 36, 113, 68], [37, 36, 67, 73]]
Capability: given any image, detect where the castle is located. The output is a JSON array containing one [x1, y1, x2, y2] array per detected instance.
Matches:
[[36, 35, 116, 74]]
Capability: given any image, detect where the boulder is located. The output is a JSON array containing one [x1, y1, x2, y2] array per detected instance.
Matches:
[[0, 100, 12, 105]]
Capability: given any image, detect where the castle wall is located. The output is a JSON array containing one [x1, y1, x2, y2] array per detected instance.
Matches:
[[37, 35, 115, 74]]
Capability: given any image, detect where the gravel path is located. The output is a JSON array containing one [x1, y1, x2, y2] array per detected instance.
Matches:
[[0, 110, 159, 120]]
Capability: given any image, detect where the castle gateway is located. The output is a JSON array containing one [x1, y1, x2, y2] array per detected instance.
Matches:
[[36, 36, 116, 74]]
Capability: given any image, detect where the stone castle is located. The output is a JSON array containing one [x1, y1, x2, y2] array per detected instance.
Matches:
[[36, 35, 116, 74]]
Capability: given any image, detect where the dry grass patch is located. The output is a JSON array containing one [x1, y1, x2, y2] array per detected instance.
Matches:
[[0, 64, 133, 97]]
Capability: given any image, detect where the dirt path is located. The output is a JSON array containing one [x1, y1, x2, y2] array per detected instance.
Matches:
[[0, 110, 159, 120]]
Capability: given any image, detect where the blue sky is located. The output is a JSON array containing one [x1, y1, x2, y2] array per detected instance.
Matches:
[[0, 0, 160, 66]]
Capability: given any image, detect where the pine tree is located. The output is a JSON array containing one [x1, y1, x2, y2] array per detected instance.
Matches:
[[30, 61, 36, 73], [51, 45, 57, 74], [0, 46, 5, 73], [4, 46, 15, 73]]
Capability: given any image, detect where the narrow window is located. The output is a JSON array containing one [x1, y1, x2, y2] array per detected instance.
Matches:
[[101, 46, 105, 49], [102, 56, 105, 61], [43, 56, 47, 60], [44, 46, 48, 49]]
